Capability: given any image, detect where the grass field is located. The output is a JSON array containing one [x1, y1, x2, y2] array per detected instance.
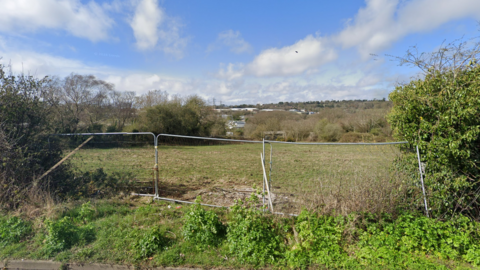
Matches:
[[70, 141, 406, 214]]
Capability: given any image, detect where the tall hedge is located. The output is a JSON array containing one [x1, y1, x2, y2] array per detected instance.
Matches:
[[388, 66, 480, 218], [0, 65, 70, 209]]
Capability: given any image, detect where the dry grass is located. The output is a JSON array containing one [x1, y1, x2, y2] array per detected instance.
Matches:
[[69, 142, 409, 215]]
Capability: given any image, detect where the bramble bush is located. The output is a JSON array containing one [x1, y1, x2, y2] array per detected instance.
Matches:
[[0, 216, 32, 247], [355, 213, 480, 268], [226, 194, 284, 266], [133, 227, 171, 260], [285, 210, 355, 269], [182, 197, 226, 249], [388, 39, 480, 218], [43, 202, 96, 256]]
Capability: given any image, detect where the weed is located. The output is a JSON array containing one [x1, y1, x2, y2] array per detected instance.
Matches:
[[226, 194, 284, 266], [133, 227, 170, 260], [285, 210, 354, 269], [182, 197, 226, 249], [0, 216, 32, 247], [43, 215, 95, 256]]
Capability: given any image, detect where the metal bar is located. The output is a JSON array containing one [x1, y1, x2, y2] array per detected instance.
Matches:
[[157, 133, 263, 143], [51, 132, 155, 136], [261, 153, 274, 212], [152, 195, 228, 208], [268, 142, 273, 196], [416, 145, 429, 217], [265, 140, 409, 145], [154, 136, 159, 197], [272, 211, 298, 217], [262, 138, 266, 210], [135, 193, 298, 216]]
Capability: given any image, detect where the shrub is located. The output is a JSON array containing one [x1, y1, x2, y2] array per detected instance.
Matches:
[[285, 210, 353, 269], [356, 213, 480, 266], [226, 194, 284, 266], [339, 132, 373, 142], [43, 216, 95, 256], [133, 227, 170, 260], [182, 197, 226, 249], [388, 39, 480, 218], [389, 69, 480, 217], [0, 65, 71, 209], [0, 216, 32, 247], [58, 168, 134, 199]]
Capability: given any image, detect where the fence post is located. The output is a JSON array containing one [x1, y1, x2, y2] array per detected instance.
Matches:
[[268, 143, 273, 196], [154, 135, 159, 198], [262, 138, 266, 210], [416, 145, 429, 217]]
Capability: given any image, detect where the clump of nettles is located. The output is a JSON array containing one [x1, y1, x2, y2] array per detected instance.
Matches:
[[226, 193, 284, 266], [133, 227, 170, 260], [42, 202, 96, 256], [182, 196, 226, 249], [0, 216, 32, 247]]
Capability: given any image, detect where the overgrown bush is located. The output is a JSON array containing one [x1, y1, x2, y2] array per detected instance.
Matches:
[[355, 213, 480, 267], [133, 227, 171, 260], [182, 197, 226, 249], [0, 65, 71, 209], [226, 194, 284, 266], [140, 95, 224, 136], [57, 168, 134, 199], [285, 210, 353, 269], [0, 216, 32, 247], [388, 41, 480, 218], [43, 202, 96, 256]]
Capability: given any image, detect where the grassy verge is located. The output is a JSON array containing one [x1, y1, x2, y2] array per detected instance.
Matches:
[[1, 196, 480, 269]]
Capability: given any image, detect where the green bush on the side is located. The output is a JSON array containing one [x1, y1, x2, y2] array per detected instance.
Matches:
[[182, 197, 226, 249], [226, 194, 284, 266], [0, 216, 32, 247]]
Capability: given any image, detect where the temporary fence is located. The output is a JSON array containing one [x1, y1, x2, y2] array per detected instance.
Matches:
[[263, 140, 410, 215], [52, 132, 157, 195], [51, 132, 428, 216]]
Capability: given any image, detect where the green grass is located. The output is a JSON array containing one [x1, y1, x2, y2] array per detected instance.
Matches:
[[71, 142, 405, 214], [1, 199, 479, 269]]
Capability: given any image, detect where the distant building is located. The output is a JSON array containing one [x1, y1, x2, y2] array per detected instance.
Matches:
[[227, 120, 245, 129], [260, 109, 284, 112], [214, 108, 258, 112]]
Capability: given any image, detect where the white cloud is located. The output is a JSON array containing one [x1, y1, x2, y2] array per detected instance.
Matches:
[[216, 35, 337, 79], [0, 0, 113, 42], [130, 0, 188, 58], [215, 63, 244, 80], [130, 0, 164, 50], [335, 0, 480, 58], [245, 35, 337, 77], [207, 30, 252, 54]]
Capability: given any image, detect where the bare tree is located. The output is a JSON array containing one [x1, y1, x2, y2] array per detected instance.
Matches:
[[46, 74, 114, 133], [135, 89, 168, 109], [110, 90, 136, 130], [388, 36, 480, 78]]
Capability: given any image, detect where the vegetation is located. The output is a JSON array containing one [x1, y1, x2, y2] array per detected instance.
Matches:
[[69, 142, 405, 215], [244, 105, 392, 142], [0, 64, 71, 209], [1, 198, 480, 269], [388, 38, 480, 218], [2, 35, 480, 269]]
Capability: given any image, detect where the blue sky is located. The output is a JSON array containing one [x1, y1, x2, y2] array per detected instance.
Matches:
[[1, 0, 480, 105]]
